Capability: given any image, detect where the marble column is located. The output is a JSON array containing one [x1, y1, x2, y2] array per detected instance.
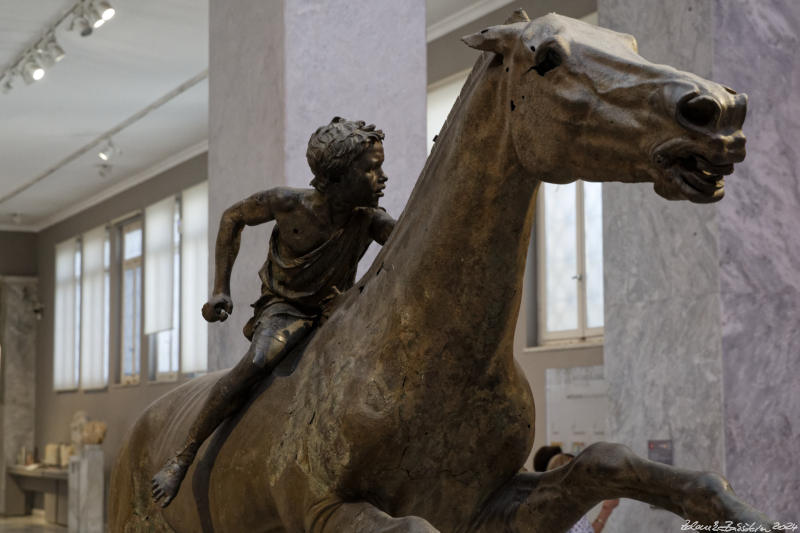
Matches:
[[0, 277, 38, 515], [208, 0, 426, 369], [714, 2, 800, 521], [599, 0, 800, 528]]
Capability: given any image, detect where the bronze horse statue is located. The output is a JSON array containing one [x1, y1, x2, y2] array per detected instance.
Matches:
[[110, 11, 767, 532]]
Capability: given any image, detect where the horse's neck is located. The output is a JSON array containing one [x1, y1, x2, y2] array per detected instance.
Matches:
[[377, 61, 540, 368]]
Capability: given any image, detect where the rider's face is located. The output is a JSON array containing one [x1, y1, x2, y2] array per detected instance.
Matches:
[[342, 141, 386, 207]]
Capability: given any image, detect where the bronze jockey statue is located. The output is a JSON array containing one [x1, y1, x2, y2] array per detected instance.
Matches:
[[151, 117, 396, 507]]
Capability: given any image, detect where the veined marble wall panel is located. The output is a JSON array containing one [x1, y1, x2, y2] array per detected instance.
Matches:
[[599, 1, 725, 531], [713, 1, 800, 521], [209, 1, 426, 369], [0, 278, 37, 514], [599, 0, 713, 73], [601, 196, 725, 532], [605, 294, 724, 466]]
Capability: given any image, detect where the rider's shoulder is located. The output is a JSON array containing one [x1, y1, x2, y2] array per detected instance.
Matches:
[[260, 187, 309, 212]]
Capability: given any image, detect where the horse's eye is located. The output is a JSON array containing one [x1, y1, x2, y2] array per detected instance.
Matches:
[[533, 47, 562, 77]]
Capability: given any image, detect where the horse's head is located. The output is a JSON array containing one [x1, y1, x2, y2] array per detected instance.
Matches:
[[463, 11, 747, 203]]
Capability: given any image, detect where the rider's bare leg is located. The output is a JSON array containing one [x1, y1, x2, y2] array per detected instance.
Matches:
[[151, 314, 313, 507]]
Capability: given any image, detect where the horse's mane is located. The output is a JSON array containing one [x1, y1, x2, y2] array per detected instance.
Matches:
[[423, 10, 530, 180]]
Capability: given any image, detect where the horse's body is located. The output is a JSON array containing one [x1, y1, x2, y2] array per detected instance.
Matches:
[[111, 11, 768, 532]]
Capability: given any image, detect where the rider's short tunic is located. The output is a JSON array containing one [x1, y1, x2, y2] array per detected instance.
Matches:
[[243, 207, 376, 340]]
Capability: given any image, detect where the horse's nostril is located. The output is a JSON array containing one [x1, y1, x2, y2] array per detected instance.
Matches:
[[678, 94, 721, 128]]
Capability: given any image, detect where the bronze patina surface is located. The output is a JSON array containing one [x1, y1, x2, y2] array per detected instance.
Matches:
[[110, 11, 768, 533]]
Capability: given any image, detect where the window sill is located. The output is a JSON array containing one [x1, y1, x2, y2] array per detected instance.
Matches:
[[110, 381, 140, 389], [148, 373, 206, 385], [81, 386, 109, 393], [522, 338, 603, 354], [149, 376, 178, 385]]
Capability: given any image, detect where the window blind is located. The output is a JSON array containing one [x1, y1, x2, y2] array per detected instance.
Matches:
[[180, 182, 208, 373], [80, 226, 108, 389], [54, 238, 78, 390], [144, 197, 176, 335]]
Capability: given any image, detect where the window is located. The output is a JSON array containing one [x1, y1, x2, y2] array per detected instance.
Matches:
[[104, 236, 110, 379], [120, 219, 143, 384], [145, 185, 208, 378], [180, 182, 209, 374], [80, 226, 110, 389], [146, 199, 180, 381], [535, 181, 603, 344], [53, 182, 209, 391], [54, 238, 80, 390]]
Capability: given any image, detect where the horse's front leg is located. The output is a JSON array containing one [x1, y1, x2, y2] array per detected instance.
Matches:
[[305, 498, 440, 533], [469, 442, 772, 533]]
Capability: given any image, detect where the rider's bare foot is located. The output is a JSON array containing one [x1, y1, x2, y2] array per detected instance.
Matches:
[[152, 455, 192, 508]]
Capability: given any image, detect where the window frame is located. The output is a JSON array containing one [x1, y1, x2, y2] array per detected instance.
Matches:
[[52, 183, 209, 392], [73, 239, 82, 383], [103, 230, 111, 382], [118, 216, 143, 385]]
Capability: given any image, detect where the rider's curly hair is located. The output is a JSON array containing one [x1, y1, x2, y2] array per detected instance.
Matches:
[[307, 117, 385, 193]]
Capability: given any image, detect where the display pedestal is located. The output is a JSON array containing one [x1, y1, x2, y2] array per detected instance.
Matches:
[[68, 446, 103, 533], [6, 466, 67, 525]]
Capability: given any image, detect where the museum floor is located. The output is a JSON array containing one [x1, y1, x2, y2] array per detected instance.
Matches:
[[0, 516, 64, 532]]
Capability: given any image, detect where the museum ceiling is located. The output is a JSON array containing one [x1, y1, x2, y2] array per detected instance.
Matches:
[[0, 0, 208, 231], [0, 0, 594, 232]]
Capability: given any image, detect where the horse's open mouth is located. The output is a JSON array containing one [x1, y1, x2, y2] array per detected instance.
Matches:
[[675, 154, 732, 194], [655, 151, 735, 202]]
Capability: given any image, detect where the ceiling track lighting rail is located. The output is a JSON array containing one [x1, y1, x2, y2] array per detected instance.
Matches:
[[0, 69, 208, 207], [0, 0, 115, 94]]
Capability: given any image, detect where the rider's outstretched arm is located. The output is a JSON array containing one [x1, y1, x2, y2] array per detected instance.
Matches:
[[204, 189, 282, 321]]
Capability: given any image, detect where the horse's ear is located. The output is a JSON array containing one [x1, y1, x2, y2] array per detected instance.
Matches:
[[504, 8, 530, 24], [462, 25, 519, 56], [627, 34, 639, 53]]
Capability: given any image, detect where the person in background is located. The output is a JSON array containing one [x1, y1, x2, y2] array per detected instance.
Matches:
[[532, 444, 563, 472]]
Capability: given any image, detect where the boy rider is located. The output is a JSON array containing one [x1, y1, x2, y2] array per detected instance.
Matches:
[[152, 117, 396, 507]]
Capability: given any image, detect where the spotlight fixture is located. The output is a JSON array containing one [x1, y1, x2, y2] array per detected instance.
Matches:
[[86, 8, 105, 30], [35, 35, 65, 68], [21, 57, 45, 84], [0, 1, 117, 94], [97, 1, 116, 21], [98, 139, 117, 161], [72, 15, 93, 37], [46, 37, 66, 63], [74, 1, 116, 35]]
